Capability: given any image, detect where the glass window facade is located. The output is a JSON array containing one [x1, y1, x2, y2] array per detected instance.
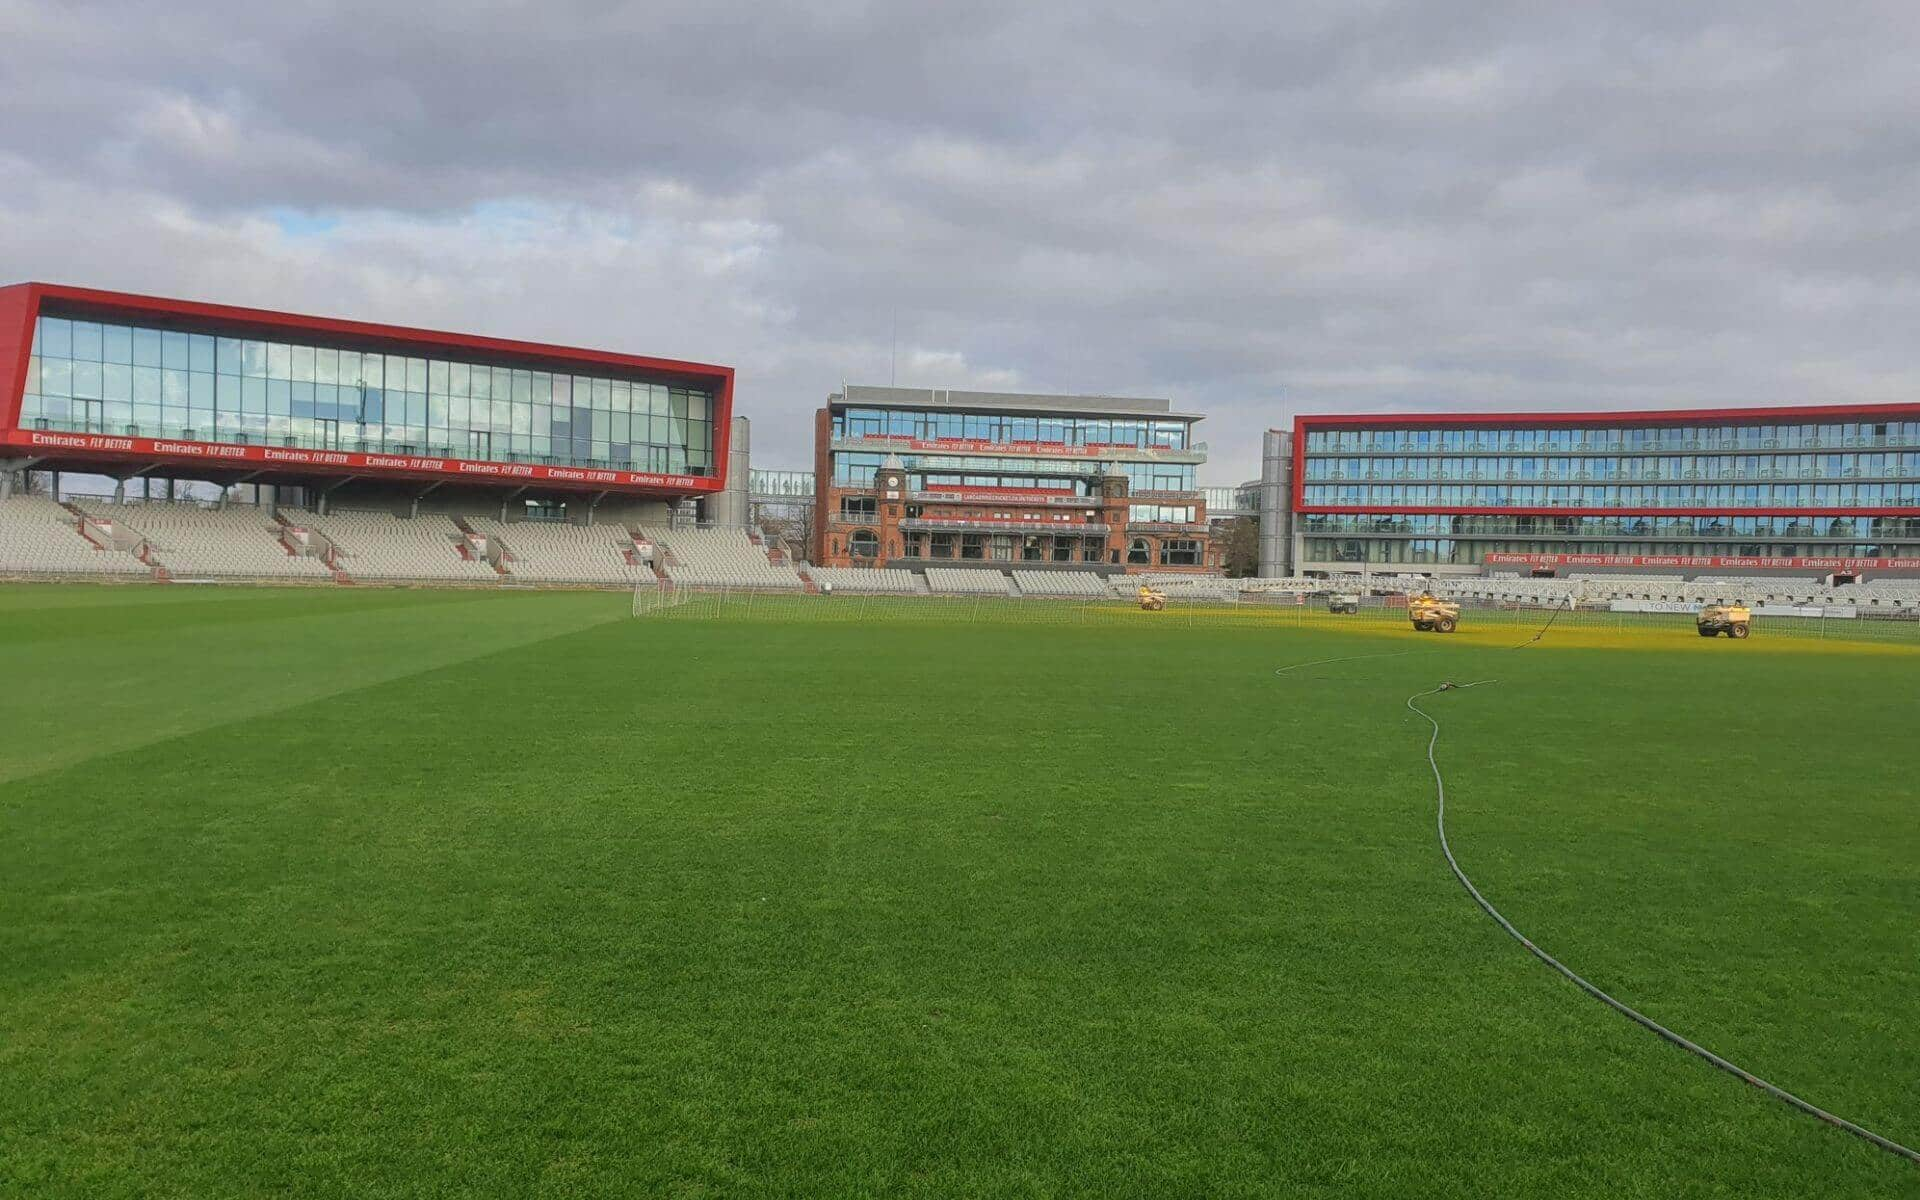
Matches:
[[747, 469, 816, 498], [1300, 419, 1920, 512], [895, 530, 1108, 564], [1295, 416, 1920, 566], [1129, 503, 1198, 523], [1299, 513, 1920, 540], [1304, 421, 1920, 455], [1303, 512, 1920, 560], [18, 315, 716, 476], [1302, 480, 1920, 508], [1158, 538, 1202, 565], [832, 406, 1190, 450], [831, 451, 1195, 494], [1201, 485, 1257, 515], [1302, 528, 1920, 564]]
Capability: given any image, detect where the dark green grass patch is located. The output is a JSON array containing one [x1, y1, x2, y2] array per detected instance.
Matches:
[[0, 586, 1915, 1198]]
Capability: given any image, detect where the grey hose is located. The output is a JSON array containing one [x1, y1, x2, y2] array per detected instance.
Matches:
[[1273, 649, 1422, 676], [1512, 597, 1570, 649], [1408, 683, 1920, 1167]]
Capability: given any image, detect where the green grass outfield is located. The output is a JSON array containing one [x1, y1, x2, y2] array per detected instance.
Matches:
[[1, 584, 1916, 1198]]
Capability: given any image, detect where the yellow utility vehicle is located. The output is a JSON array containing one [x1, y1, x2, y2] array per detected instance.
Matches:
[[1138, 585, 1168, 612], [1696, 603, 1752, 638], [1408, 592, 1460, 633]]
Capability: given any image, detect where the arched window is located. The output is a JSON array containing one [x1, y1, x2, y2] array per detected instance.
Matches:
[[1127, 537, 1151, 564], [850, 529, 879, 559]]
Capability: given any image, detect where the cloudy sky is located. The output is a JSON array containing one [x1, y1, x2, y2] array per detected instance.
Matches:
[[5, 1, 1918, 482]]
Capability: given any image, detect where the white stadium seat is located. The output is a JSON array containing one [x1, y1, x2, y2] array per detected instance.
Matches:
[[468, 516, 652, 586], [809, 566, 920, 594], [638, 525, 803, 589], [0, 496, 152, 577], [1010, 570, 1109, 597], [79, 502, 333, 580], [1115, 574, 1239, 601], [926, 567, 1013, 595], [291, 510, 500, 583]]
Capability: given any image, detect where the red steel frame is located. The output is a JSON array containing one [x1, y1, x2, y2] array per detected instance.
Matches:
[[0, 282, 734, 497], [1291, 403, 1920, 519]]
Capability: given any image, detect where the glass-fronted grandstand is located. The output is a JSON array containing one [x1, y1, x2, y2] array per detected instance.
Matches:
[[1274, 405, 1920, 575], [0, 282, 733, 501], [0, 281, 752, 587]]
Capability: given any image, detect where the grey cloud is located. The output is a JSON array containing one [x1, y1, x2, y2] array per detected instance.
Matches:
[[4, 1, 1920, 482]]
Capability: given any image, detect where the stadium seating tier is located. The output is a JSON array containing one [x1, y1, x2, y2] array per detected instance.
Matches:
[[0, 496, 152, 576], [468, 516, 652, 585], [638, 525, 803, 589]]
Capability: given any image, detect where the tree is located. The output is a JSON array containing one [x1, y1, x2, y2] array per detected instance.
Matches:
[[755, 501, 815, 564], [1217, 516, 1259, 577]]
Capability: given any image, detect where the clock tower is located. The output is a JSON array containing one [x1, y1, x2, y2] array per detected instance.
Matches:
[[872, 453, 908, 564], [1097, 462, 1131, 568]]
